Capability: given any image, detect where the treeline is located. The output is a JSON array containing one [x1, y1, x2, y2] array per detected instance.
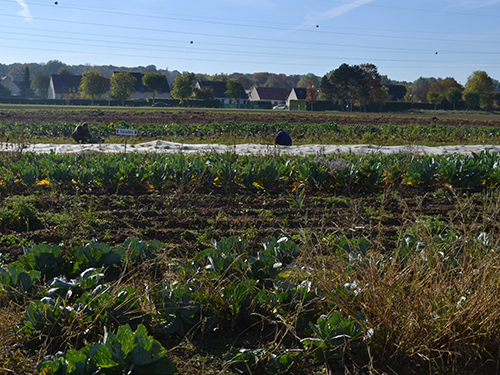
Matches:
[[320, 63, 500, 111], [0, 60, 309, 90], [2, 60, 500, 110]]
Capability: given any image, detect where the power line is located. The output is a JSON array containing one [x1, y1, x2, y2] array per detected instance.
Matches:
[[0, 43, 496, 69], [3, 26, 500, 57], [1, 8, 500, 46]]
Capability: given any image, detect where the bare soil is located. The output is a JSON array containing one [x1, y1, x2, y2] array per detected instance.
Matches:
[[1, 106, 500, 127]]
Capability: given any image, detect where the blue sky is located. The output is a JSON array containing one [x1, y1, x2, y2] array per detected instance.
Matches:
[[2, 0, 500, 85]]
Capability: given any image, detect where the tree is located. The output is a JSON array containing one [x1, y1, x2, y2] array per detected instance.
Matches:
[[212, 73, 229, 82], [463, 71, 494, 110], [322, 63, 364, 111], [252, 72, 272, 86], [170, 72, 195, 104], [297, 73, 320, 88], [358, 63, 384, 110], [429, 77, 462, 96], [445, 87, 462, 110], [31, 72, 50, 99], [142, 72, 167, 105], [58, 67, 73, 75], [404, 86, 413, 102], [111, 72, 137, 106], [225, 79, 244, 105], [463, 91, 480, 110], [193, 86, 215, 100], [494, 92, 500, 109], [79, 70, 106, 105], [42, 60, 66, 74], [493, 79, 500, 92], [410, 77, 438, 102], [21, 67, 31, 98], [380, 86, 390, 111], [427, 91, 442, 110], [236, 75, 252, 90], [306, 80, 319, 111]]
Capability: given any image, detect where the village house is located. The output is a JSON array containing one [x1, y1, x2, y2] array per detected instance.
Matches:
[[47, 74, 91, 99], [0, 76, 21, 96], [286, 87, 307, 108], [247, 86, 290, 106], [47, 72, 170, 100], [194, 80, 247, 105]]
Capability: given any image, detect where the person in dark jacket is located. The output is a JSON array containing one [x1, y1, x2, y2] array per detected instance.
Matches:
[[274, 128, 292, 146], [71, 122, 103, 143], [71, 122, 92, 143]]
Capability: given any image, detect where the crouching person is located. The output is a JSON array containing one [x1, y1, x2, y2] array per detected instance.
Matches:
[[274, 128, 292, 146], [71, 122, 103, 144]]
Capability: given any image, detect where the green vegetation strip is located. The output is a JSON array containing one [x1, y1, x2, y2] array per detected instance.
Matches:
[[0, 151, 500, 198], [3, 120, 500, 145]]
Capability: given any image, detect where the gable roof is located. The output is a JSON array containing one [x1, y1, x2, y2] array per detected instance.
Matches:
[[1, 76, 21, 96], [289, 87, 307, 100], [50, 74, 83, 94], [254, 87, 290, 101], [197, 80, 229, 98]]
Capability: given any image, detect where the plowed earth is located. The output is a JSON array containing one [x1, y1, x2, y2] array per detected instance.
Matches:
[[1, 107, 500, 127], [2, 187, 466, 263]]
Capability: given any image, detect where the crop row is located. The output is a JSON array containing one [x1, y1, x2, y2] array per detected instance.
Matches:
[[3, 225, 494, 374], [2, 121, 500, 143], [1, 151, 500, 195], [1, 235, 367, 374]]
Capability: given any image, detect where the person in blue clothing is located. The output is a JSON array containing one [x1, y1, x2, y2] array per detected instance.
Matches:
[[274, 128, 292, 146]]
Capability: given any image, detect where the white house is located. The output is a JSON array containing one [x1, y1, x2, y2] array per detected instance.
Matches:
[[1, 76, 21, 96], [247, 87, 290, 106], [48, 74, 86, 99]]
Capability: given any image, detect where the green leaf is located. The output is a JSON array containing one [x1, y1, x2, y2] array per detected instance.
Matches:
[[130, 335, 166, 366], [113, 324, 136, 359], [88, 344, 120, 369], [65, 349, 88, 375]]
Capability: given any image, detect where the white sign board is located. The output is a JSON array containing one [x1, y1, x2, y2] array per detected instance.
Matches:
[[116, 128, 137, 136]]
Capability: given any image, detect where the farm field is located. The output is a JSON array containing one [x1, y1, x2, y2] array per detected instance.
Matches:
[[1, 107, 500, 374]]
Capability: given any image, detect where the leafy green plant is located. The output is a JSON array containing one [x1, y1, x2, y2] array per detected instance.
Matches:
[[224, 347, 300, 375], [37, 324, 177, 375], [301, 311, 368, 366], [404, 155, 439, 188], [19, 282, 144, 347], [123, 237, 163, 262], [71, 242, 125, 273], [21, 244, 65, 279], [198, 236, 248, 278], [287, 185, 306, 211], [152, 282, 202, 337], [220, 279, 257, 326], [0, 261, 41, 295], [45, 268, 105, 300], [0, 195, 43, 232]]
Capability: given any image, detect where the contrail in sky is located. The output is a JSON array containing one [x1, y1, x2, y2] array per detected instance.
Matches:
[[303, 0, 377, 27], [16, 0, 33, 22]]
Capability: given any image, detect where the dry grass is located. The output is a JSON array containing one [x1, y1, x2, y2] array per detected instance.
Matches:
[[0, 302, 37, 374]]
